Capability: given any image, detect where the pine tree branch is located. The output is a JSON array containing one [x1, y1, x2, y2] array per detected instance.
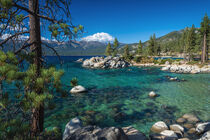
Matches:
[[15, 42, 35, 55], [42, 42, 62, 63], [0, 31, 29, 46], [13, 3, 60, 24]]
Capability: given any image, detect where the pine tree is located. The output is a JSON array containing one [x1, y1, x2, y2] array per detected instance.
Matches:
[[157, 43, 161, 56], [123, 45, 130, 60], [186, 24, 196, 61], [181, 27, 189, 60], [137, 40, 143, 55], [105, 42, 112, 56], [0, 0, 83, 136], [113, 38, 119, 57], [200, 13, 210, 63], [148, 34, 156, 56]]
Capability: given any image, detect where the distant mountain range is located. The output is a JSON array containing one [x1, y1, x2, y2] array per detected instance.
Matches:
[[1, 30, 184, 56], [124, 30, 184, 51]]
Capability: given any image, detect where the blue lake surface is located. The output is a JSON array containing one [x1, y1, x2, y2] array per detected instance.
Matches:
[[44, 56, 210, 134]]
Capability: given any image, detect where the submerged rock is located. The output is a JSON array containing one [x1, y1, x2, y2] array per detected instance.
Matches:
[[151, 121, 169, 133], [182, 114, 199, 123], [70, 85, 86, 94], [176, 118, 186, 124], [149, 91, 158, 98]]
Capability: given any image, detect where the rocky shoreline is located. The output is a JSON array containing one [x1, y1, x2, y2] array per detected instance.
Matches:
[[78, 56, 210, 74], [63, 114, 210, 140], [161, 64, 210, 74]]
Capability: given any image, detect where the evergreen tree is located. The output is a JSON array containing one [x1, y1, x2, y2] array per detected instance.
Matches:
[[157, 43, 161, 56], [105, 42, 112, 56], [0, 0, 83, 136], [148, 34, 156, 56], [186, 24, 196, 61], [200, 13, 210, 63], [113, 38, 119, 57], [137, 40, 143, 55], [181, 27, 189, 60], [123, 45, 130, 59]]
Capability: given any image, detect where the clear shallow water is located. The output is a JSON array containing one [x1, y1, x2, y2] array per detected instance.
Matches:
[[44, 56, 210, 134]]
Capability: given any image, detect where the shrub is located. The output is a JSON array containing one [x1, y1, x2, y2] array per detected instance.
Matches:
[[70, 77, 78, 87]]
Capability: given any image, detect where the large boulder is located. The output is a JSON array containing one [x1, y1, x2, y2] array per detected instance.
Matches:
[[122, 126, 148, 140], [160, 130, 178, 139], [151, 121, 169, 133], [63, 117, 83, 140], [196, 122, 210, 134], [199, 131, 210, 140], [170, 124, 184, 133], [70, 85, 86, 94], [64, 125, 128, 140]]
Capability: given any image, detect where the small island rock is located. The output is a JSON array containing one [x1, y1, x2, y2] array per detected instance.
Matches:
[[149, 91, 157, 98], [70, 85, 86, 93]]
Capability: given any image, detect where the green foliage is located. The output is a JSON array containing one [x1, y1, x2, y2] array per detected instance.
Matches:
[[123, 45, 130, 60], [0, 0, 12, 8], [148, 34, 157, 56], [70, 77, 78, 87], [113, 38, 119, 57], [105, 42, 112, 56], [137, 40, 143, 55], [0, 51, 65, 139]]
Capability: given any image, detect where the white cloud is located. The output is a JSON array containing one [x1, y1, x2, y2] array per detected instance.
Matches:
[[82, 32, 114, 42]]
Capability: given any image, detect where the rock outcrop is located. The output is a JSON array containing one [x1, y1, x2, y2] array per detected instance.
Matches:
[[82, 56, 130, 69]]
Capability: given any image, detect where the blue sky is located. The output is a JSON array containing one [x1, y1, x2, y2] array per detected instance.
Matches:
[[70, 0, 210, 43]]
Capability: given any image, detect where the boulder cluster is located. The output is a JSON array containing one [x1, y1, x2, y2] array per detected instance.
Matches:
[[63, 118, 147, 140], [82, 56, 130, 69], [161, 64, 210, 74], [150, 114, 210, 140], [63, 114, 210, 140]]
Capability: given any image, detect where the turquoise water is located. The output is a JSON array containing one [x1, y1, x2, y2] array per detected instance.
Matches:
[[44, 57, 210, 134]]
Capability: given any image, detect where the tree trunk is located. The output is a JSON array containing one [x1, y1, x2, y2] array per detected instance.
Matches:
[[29, 0, 44, 136], [201, 33, 207, 63]]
